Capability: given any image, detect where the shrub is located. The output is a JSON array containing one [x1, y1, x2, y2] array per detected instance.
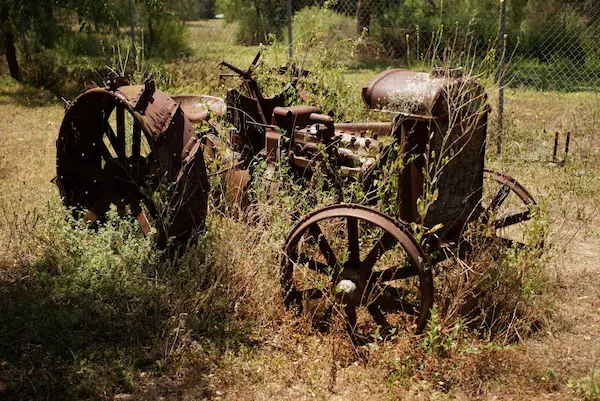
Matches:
[[144, 13, 191, 59], [217, 0, 287, 45]]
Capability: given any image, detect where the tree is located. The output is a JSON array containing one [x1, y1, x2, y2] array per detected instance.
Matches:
[[0, 0, 115, 82], [356, 0, 376, 34], [0, 0, 21, 81], [218, 0, 313, 45]]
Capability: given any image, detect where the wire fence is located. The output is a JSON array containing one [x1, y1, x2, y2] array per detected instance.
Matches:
[[505, 2, 600, 91], [202, 0, 599, 92]]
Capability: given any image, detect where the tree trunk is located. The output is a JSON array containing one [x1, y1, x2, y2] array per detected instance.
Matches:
[[19, 12, 29, 55], [356, 0, 376, 34], [1, 4, 21, 81], [128, 0, 136, 60]]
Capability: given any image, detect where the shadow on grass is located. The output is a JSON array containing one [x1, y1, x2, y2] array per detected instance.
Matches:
[[0, 80, 60, 108], [0, 255, 252, 401], [348, 58, 402, 72]]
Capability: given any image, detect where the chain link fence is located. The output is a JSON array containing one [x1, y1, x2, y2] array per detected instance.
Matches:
[[506, 2, 600, 91], [198, 0, 599, 92]]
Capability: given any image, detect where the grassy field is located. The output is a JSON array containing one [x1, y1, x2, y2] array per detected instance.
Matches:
[[1, 17, 600, 401]]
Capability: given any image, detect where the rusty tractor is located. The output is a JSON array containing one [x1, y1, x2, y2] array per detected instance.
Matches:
[[56, 53, 541, 342]]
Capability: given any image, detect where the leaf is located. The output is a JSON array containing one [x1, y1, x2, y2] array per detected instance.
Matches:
[[427, 223, 443, 234]]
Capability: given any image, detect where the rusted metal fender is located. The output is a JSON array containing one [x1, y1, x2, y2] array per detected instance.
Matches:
[[362, 69, 445, 116], [362, 68, 483, 118], [56, 80, 209, 246]]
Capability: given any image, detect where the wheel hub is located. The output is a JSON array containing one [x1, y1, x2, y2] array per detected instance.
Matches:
[[334, 267, 364, 306]]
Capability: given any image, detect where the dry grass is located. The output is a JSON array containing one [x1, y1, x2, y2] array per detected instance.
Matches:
[[0, 64, 599, 401]]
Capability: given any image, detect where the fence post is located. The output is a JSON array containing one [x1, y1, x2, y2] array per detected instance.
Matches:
[[128, 0, 137, 61], [287, 0, 293, 59], [497, 0, 506, 157]]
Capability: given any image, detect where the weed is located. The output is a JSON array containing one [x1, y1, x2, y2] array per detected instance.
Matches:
[[422, 307, 463, 356], [570, 353, 600, 401]]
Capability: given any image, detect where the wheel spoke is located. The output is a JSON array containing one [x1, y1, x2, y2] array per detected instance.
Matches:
[[99, 141, 115, 162], [61, 160, 107, 182], [487, 185, 511, 213], [115, 197, 127, 217], [375, 292, 417, 315], [132, 122, 141, 159], [372, 263, 419, 282], [105, 124, 126, 161], [82, 193, 113, 225], [367, 304, 389, 328], [128, 194, 151, 236], [344, 303, 357, 331], [116, 104, 127, 158], [347, 217, 360, 265], [308, 223, 338, 270], [358, 232, 396, 278], [297, 253, 332, 275], [494, 210, 531, 229]]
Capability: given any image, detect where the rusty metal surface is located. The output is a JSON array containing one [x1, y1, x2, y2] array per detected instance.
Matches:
[[272, 105, 321, 127], [362, 69, 452, 117], [224, 168, 252, 210], [334, 122, 392, 136], [56, 80, 209, 246], [482, 170, 540, 247], [375, 71, 489, 234]]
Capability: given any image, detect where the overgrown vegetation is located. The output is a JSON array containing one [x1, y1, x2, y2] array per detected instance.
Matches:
[[1, 2, 600, 400], [2, 0, 598, 95]]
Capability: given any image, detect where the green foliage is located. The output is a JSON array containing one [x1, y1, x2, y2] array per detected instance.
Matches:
[[569, 356, 600, 401], [370, 0, 501, 59], [422, 307, 463, 356], [1, 0, 191, 94], [216, 0, 315, 45], [18, 47, 103, 95], [167, 0, 216, 20], [292, 6, 356, 46], [0, 208, 163, 399], [262, 7, 369, 122], [0, 199, 273, 398], [143, 11, 191, 59], [217, 0, 288, 45]]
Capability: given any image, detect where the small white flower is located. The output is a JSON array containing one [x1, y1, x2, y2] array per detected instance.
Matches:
[[335, 279, 357, 294]]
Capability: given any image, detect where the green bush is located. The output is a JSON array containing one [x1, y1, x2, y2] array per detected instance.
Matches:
[[370, 0, 500, 59], [217, 0, 287, 45], [144, 13, 191, 59]]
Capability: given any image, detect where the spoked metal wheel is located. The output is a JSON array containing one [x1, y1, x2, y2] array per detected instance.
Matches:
[[282, 204, 434, 344], [56, 80, 209, 246], [480, 169, 542, 248]]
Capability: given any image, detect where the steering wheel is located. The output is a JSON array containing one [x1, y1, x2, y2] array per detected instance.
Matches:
[[220, 52, 262, 79]]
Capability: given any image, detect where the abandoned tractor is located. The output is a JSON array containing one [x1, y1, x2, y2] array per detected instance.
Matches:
[[56, 54, 541, 342]]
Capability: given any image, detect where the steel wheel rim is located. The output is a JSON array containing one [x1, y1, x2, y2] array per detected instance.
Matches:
[[282, 204, 434, 342], [481, 169, 542, 248], [56, 83, 209, 246]]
